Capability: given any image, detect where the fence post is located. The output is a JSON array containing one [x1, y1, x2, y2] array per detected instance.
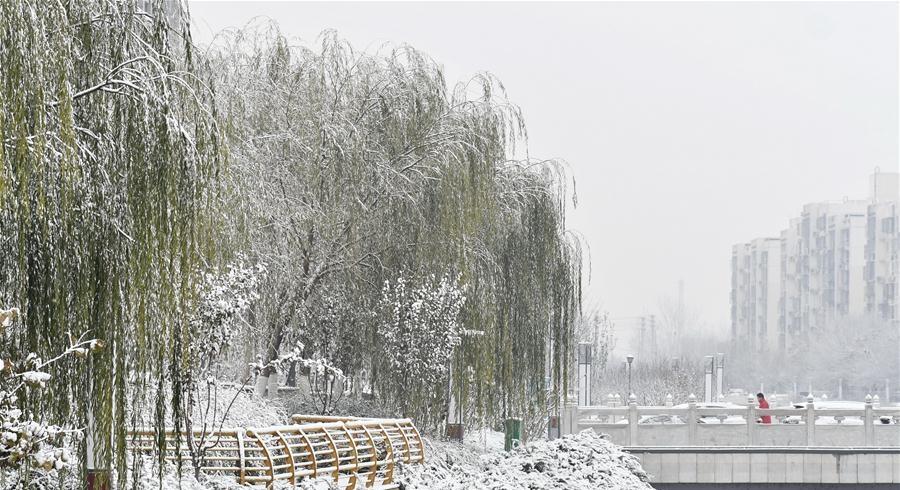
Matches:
[[628, 394, 639, 446], [704, 356, 714, 403], [806, 394, 815, 446], [86, 410, 110, 490], [746, 394, 756, 445], [577, 343, 592, 406], [716, 354, 725, 401], [561, 395, 579, 435], [447, 369, 464, 442], [688, 393, 698, 445], [864, 394, 874, 446]]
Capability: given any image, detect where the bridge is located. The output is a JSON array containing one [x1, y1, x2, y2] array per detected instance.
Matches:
[[560, 395, 900, 487]]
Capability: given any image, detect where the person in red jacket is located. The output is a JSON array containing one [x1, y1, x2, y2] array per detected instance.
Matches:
[[757, 392, 772, 424]]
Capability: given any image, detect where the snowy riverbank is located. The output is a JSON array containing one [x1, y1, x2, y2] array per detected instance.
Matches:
[[395, 430, 653, 490], [125, 389, 653, 489]]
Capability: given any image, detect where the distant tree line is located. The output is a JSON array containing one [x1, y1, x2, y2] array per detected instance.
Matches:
[[728, 315, 899, 399]]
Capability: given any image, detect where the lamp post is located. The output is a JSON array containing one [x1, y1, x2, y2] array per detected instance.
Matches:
[[626, 354, 635, 398]]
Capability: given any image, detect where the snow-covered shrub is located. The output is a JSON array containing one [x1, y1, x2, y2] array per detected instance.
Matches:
[[380, 274, 467, 387], [377, 273, 469, 427], [190, 259, 266, 366], [0, 307, 100, 473]]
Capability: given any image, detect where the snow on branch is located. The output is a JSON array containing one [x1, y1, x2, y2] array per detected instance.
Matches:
[[0, 307, 102, 472]]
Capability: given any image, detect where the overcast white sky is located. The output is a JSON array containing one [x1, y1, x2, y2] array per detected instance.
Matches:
[[189, 1, 899, 335]]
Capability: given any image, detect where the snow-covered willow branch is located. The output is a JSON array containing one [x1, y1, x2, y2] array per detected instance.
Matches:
[[0, 0, 225, 484], [0, 308, 103, 473]]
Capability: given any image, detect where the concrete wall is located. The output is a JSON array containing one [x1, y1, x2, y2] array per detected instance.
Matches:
[[633, 449, 900, 484], [579, 422, 900, 447]]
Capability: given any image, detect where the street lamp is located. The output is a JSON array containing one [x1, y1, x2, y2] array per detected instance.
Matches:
[[626, 355, 635, 398]]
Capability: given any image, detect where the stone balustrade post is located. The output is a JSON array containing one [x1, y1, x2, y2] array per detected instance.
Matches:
[[688, 393, 698, 445], [561, 395, 579, 436], [605, 393, 615, 423], [613, 394, 622, 422], [806, 394, 816, 446], [864, 394, 874, 446], [628, 394, 639, 446], [746, 394, 756, 445]]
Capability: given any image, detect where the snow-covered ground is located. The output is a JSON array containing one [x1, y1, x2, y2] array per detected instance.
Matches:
[[137, 429, 651, 489], [190, 384, 289, 428], [129, 389, 653, 489], [396, 430, 653, 490]]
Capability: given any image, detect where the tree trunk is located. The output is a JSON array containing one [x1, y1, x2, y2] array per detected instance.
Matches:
[[286, 361, 297, 387], [241, 304, 257, 381], [255, 316, 286, 397]]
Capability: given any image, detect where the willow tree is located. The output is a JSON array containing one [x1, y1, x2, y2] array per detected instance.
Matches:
[[209, 25, 461, 396], [0, 0, 223, 484], [210, 24, 581, 433]]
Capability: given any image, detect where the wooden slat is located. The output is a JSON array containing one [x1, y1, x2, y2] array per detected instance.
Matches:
[[275, 430, 296, 485], [320, 427, 341, 483]]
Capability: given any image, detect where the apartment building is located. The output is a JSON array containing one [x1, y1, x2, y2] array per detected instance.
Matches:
[[731, 238, 781, 352], [732, 171, 899, 353], [865, 172, 900, 320], [779, 218, 801, 351]]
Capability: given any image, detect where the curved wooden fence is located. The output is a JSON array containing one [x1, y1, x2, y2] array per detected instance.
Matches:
[[128, 416, 425, 488]]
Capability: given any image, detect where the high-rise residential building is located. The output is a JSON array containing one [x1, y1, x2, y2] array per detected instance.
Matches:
[[870, 171, 900, 204], [865, 172, 899, 320], [795, 200, 868, 338], [732, 171, 899, 353], [865, 200, 897, 319], [779, 218, 801, 351], [731, 238, 781, 352], [731, 243, 750, 345]]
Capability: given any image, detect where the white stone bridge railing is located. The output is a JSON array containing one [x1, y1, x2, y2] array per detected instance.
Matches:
[[561, 395, 900, 447]]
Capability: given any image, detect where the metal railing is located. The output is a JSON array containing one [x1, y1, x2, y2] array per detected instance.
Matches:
[[128, 416, 425, 488]]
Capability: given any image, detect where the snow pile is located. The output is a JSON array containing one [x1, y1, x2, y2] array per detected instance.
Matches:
[[461, 427, 506, 453], [194, 383, 287, 428], [134, 456, 335, 489], [397, 430, 653, 490], [134, 383, 287, 430]]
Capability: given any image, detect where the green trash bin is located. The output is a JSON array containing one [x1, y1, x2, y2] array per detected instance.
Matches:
[[504, 418, 522, 451]]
